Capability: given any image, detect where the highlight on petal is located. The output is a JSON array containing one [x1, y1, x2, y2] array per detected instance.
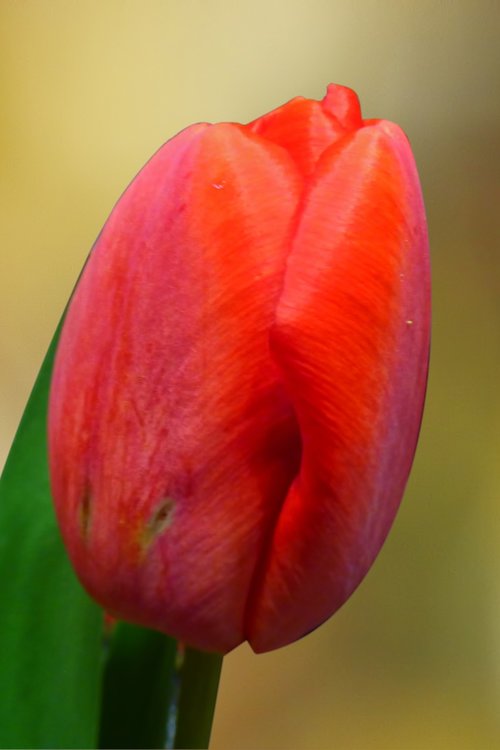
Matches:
[[245, 121, 430, 652]]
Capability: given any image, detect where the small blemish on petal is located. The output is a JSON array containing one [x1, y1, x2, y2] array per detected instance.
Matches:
[[139, 497, 176, 552], [80, 487, 92, 539], [406, 319, 413, 326]]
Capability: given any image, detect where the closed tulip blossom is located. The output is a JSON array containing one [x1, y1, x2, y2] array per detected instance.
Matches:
[[48, 84, 430, 654]]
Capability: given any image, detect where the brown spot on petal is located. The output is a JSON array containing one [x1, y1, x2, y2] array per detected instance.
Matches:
[[79, 487, 92, 539], [139, 497, 175, 553]]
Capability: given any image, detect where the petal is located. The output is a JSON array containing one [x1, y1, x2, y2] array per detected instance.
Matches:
[[246, 122, 430, 652], [49, 123, 303, 653], [246, 85, 362, 178], [322, 83, 364, 130]]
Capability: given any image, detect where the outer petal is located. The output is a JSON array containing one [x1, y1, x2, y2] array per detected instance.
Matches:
[[246, 122, 430, 652], [49, 123, 303, 653]]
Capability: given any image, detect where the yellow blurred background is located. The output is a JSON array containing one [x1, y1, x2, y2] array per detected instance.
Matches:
[[1, 1, 499, 748]]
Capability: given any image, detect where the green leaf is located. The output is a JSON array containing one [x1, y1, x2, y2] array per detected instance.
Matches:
[[0, 325, 104, 749], [98, 622, 177, 749]]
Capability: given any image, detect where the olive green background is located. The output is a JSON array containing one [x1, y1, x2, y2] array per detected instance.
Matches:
[[1, 2, 499, 748]]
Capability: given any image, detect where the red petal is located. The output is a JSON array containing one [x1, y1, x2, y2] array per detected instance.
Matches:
[[322, 83, 363, 130], [49, 123, 302, 653], [247, 85, 362, 178], [246, 121, 430, 652]]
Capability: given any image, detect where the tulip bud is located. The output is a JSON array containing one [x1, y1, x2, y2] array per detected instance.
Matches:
[[48, 84, 430, 653]]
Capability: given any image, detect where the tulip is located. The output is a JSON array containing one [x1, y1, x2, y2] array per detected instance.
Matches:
[[48, 84, 430, 654]]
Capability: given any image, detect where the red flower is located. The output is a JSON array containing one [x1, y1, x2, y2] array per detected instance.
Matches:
[[48, 84, 430, 653]]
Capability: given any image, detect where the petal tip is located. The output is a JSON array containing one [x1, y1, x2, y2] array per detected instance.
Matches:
[[322, 83, 363, 129]]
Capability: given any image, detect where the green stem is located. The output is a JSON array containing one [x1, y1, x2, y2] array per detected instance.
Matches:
[[98, 622, 177, 749], [173, 647, 223, 749]]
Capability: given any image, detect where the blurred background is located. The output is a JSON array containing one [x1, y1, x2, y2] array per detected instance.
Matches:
[[1, 1, 499, 748]]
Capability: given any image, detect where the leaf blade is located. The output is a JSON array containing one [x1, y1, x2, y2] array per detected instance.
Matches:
[[0, 326, 104, 748]]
